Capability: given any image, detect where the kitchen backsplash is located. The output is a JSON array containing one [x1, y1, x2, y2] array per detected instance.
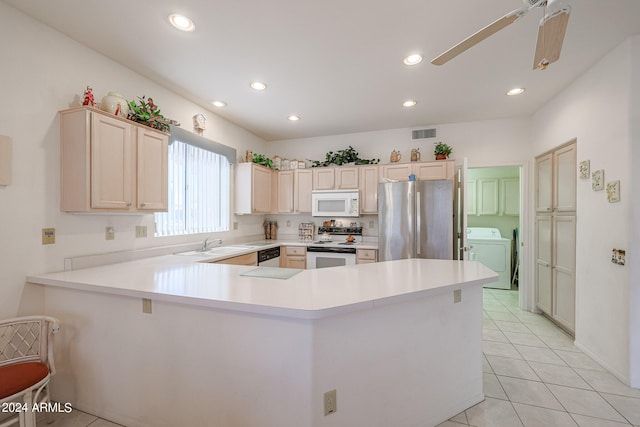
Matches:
[[265, 214, 379, 240]]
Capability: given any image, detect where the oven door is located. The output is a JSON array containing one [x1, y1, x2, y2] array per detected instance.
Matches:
[[306, 248, 356, 269]]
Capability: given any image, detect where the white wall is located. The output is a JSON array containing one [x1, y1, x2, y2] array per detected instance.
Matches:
[[530, 38, 635, 385], [0, 3, 267, 319], [265, 117, 531, 168]]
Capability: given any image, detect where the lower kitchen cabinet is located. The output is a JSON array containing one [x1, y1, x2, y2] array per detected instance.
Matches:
[[356, 249, 377, 264], [280, 246, 307, 269], [212, 252, 258, 266]]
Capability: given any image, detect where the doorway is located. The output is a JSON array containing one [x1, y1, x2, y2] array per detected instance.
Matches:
[[466, 166, 522, 292]]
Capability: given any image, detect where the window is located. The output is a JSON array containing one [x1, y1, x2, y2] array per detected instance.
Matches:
[[155, 140, 230, 236]]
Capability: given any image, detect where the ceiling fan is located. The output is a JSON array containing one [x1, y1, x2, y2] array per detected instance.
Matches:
[[431, 0, 571, 70]]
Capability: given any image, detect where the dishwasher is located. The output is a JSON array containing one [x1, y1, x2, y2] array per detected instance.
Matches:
[[257, 246, 280, 267]]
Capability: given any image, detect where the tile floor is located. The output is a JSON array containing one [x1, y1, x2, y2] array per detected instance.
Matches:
[[14, 289, 640, 427], [438, 288, 640, 427]]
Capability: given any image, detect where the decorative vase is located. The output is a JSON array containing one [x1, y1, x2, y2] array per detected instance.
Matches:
[[101, 92, 129, 118]]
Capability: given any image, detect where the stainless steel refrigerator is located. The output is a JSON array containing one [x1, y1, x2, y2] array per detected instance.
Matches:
[[378, 180, 453, 261]]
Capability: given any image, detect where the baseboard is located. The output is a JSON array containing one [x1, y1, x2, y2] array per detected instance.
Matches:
[[573, 341, 633, 388]]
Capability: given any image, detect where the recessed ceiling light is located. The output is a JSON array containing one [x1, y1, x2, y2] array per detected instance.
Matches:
[[403, 54, 423, 66], [250, 81, 267, 91], [168, 14, 195, 32], [211, 100, 227, 108], [288, 115, 301, 121], [507, 87, 526, 96], [403, 100, 417, 107]]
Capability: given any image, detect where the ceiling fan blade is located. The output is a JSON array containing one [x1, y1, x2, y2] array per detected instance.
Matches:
[[431, 7, 529, 66], [533, 8, 570, 69]]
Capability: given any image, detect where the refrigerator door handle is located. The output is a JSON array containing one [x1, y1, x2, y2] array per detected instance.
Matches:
[[416, 191, 421, 255]]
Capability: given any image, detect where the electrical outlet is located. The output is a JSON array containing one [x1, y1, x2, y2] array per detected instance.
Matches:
[[135, 226, 147, 238], [233, 222, 238, 230], [42, 228, 55, 245], [142, 298, 152, 314], [453, 289, 462, 303], [324, 389, 337, 416], [286, 220, 291, 227], [105, 226, 115, 240], [368, 220, 374, 228]]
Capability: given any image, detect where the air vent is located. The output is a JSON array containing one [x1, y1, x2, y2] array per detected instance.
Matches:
[[412, 128, 437, 140]]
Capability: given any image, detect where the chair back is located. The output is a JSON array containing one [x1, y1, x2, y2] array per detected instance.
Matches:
[[0, 316, 60, 374]]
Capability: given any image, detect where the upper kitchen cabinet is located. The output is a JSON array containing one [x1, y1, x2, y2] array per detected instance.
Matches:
[[313, 166, 359, 190], [381, 160, 454, 181], [235, 163, 272, 214], [136, 127, 168, 211], [275, 169, 313, 214], [313, 168, 335, 190], [59, 107, 168, 213], [412, 161, 454, 181], [359, 165, 379, 214]]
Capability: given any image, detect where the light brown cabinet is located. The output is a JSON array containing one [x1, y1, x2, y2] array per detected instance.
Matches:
[[59, 107, 168, 213], [535, 141, 576, 333], [312, 168, 335, 190], [381, 160, 454, 181], [356, 249, 377, 264], [235, 163, 272, 214], [359, 166, 379, 214], [274, 169, 313, 213], [313, 166, 359, 190], [213, 252, 258, 266], [280, 246, 307, 269]]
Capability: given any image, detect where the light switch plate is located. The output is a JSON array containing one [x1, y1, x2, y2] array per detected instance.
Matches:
[[453, 289, 462, 303], [324, 389, 337, 416], [135, 226, 147, 238], [0, 135, 12, 186], [105, 227, 115, 240], [42, 228, 55, 245]]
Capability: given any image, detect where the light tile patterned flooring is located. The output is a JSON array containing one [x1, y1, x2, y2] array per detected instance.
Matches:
[[20, 289, 640, 427], [438, 288, 640, 427]]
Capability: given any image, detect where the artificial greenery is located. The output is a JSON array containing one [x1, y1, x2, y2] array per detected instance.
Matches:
[[127, 96, 170, 133], [312, 146, 380, 167], [252, 153, 274, 168], [433, 142, 452, 157]]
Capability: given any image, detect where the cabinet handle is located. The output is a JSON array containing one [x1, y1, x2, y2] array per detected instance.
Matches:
[[126, 202, 132, 207], [140, 203, 146, 207]]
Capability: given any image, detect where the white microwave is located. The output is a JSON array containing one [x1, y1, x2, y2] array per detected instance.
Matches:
[[311, 190, 360, 217]]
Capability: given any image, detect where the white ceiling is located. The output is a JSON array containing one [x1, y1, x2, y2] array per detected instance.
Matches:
[[5, 0, 640, 141]]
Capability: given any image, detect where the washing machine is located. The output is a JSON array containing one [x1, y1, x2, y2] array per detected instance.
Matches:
[[467, 227, 512, 289]]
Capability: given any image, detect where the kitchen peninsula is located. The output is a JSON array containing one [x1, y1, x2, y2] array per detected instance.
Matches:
[[27, 257, 497, 427]]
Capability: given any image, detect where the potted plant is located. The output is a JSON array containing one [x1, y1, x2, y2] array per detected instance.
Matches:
[[312, 146, 379, 167], [127, 96, 170, 133], [434, 142, 452, 160]]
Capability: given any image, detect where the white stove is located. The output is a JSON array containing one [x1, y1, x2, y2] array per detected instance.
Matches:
[[306, 226, 362, 269]]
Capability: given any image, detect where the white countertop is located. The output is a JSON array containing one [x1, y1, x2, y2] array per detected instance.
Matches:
[[28, 252, 497, 319]]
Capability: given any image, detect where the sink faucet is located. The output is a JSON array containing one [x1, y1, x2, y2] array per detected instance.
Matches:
[[202, 237, 223, 251]]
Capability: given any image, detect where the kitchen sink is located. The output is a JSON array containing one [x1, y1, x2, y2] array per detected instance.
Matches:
[[176, 245, 254, 257]]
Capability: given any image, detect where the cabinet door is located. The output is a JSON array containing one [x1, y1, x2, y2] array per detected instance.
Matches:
[[552, 215, 576, 332], [359, 166, 379, 214], [536, 153, 553, 213], [477, 179, 499, 215], [382, 164, 412, 181], [294, 169, 313, 213], [467, 180, 477, 216], [412, 161, 449, 180], [501, 178, 520, 216], [136, 127, 168, 211], [90, 113, 134, 209], [554, 143, 576, 212], [335, 167, 359, 189], [535, 215, 553, 315], [277, 170, 294, 213], [252, 165, 272, 213], [313, 168, 335, 190]]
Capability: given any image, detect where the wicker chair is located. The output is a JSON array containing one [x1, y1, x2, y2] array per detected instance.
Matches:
[[0, 316, 60, 427]]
